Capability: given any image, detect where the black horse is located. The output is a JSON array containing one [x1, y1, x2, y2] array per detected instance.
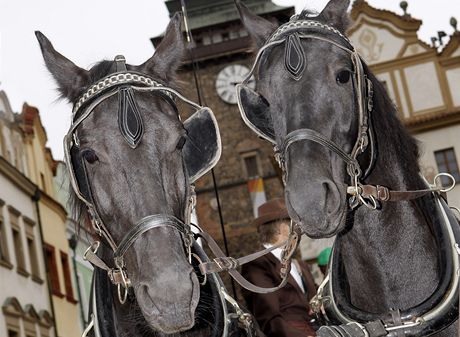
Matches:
[[236, 0, 459, 336], [36, 13, 258, 337]]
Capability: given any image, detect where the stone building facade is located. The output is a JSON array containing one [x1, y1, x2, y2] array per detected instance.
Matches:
[[152, 0, 293, 262], [20, 104, 81, 337], [0, 90, 83, 337]]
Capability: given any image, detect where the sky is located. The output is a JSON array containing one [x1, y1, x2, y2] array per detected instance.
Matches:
[[0, 0, 458, 160]]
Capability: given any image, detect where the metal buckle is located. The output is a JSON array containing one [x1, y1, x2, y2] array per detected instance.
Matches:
[[213, 257, 238, 271], [376, 185, 390, 201]]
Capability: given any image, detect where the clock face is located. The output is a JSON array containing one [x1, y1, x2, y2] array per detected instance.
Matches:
[[215, 64, 256, 104]]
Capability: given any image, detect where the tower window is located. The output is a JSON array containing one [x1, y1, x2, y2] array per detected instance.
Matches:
[[241, 152, 261, 179]]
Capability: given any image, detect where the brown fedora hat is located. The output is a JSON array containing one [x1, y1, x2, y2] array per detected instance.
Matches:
[[253, 198, 290, 227]]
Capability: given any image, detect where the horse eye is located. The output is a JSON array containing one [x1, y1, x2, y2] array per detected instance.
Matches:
[[176, 136, 187, 150], [336, 70, 351, 84], [81, 149, 99, 164]]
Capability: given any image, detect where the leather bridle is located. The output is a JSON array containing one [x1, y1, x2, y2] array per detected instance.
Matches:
[[237, 20, 379, 209], [67, 56, 202, 303], [236, 19, 451, 211]]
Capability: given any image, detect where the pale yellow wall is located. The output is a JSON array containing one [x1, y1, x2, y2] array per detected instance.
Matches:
[[24, 118, 55, 197], [402, 42, 430, 58], [22, 113, 81, 337]]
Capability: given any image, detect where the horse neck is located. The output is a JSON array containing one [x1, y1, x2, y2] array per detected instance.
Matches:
[[337, 133, 440, 313]]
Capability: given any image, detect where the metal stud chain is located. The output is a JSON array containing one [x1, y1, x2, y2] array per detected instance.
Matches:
[[72, 72, 173, 116], [268, 20, 350, 44]]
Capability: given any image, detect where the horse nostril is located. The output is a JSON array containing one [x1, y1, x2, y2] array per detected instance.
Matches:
[[322, 181, 341, 216], [137, 284, 160, 316]]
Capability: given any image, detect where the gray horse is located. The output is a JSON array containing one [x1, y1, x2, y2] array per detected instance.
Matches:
[[236, 0, 458, 336], [35, 13, 244, 337]]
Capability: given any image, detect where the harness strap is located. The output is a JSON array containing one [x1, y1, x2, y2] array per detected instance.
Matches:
[[196, 227, 301, 294], [84, 249, 127, 285], [348, 184, 443, 202], [199, 234, 287, 274]]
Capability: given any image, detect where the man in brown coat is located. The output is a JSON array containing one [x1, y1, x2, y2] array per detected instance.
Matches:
[[242, 198, 317, 337]]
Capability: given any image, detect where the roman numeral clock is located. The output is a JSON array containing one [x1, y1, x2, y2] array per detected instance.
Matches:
[[215, 64, 256, 104]]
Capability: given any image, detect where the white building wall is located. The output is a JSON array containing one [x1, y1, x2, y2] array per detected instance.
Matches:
[[404, 62, 445, 113], [415, 124, 460, 208], [350, 23, 405, 65], [0, 174, 51, 337]]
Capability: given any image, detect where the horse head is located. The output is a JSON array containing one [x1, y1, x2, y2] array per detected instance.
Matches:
[[236, 0, 372, 238], [36, 13, 221, 334]]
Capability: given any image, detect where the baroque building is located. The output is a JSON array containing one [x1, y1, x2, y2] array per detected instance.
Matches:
[[0, 90, 82, 337], [0, 91, 54, 337], [348, 0, 460, 206], [53, 161, 93, 330], [20, 104, 81, 337]]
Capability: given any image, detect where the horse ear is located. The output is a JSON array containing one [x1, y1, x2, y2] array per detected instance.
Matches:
[[235, 0, 277, 48], [35, 31, 90, 102], [139, 12, 185, 79], [318, 0, 351, 33]]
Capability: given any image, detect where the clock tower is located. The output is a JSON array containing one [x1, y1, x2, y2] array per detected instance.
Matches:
[[151, 0, 294, 266]]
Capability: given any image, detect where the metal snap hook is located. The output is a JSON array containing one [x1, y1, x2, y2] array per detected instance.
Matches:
[[83, 241, 100, 261], [358, 193, 378, 210], [450, 206, 460, 221], [118, 283, 129, 304], [117, 268, 130, 304]]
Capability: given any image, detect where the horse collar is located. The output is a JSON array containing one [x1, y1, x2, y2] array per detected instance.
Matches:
[[313, 192, 460, 336]]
